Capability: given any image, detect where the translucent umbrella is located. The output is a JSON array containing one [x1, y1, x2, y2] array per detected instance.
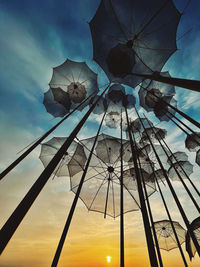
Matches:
[[140, 126, 167, 144], [70, 134, 141, 218], [153, 220, 186, 251], [168, 161, 193, 181], [89, 0, 181, 88], [39, 137, 87, 178], [49, 58, 99, 110], [139, 71, 176, 112], [186, 217, 200, 260], [43, 89, 70, 118], [196, 149, 200, 166], [185, 132, 200, 152]]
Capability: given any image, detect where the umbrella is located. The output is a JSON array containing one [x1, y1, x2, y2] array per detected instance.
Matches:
[[167, 151, 188, 165], [39, 137, 87, 178], [168, 161, 193, 182], [185, 132, 200, 152], [139, 71, 176, 112], [89, 95, 108, 115], [154, 96, 177, 122], [49, 58, 99, 110], [186, 217, 200, 260], [196, 149, 200, 166], [140, 126, 167, 144], [153, 220, 186, 251], [89, 0, 181, 88], [43, 89, 69, 118], [70, 133, 143, 218]]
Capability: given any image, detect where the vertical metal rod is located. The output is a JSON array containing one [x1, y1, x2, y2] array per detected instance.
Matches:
[[51, 107, 107, 267], [132, 132, 163, 267], [138, 132, 188, 266], [135, 108, 200, 256], [120, 111, 124, 267], [144, 115, 200, 213], [0, 86, 109, 255], [125, 108, 159, 267], [104, 175, 111, 219], [0, 93, 95, 181]]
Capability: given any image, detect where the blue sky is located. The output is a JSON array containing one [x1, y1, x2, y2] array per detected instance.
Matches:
[[1, 0, 200, 266]]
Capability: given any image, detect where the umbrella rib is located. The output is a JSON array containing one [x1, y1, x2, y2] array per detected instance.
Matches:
[[77, 65, 84, 82], [54, 69, 72, 84], [71, 169, 107, 191], [88, 178, 108, 210], [111, 174, 116, 218], [76, 137, 109, 167], [134, 48, 154, 73], [108, 0, 128, 41], [135, 0, 170, 39]]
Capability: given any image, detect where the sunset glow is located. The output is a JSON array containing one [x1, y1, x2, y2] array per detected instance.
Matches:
[[107, 256, 111, 263]]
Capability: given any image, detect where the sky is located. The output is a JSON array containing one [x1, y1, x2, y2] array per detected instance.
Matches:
[[1, 0, 200, 266]]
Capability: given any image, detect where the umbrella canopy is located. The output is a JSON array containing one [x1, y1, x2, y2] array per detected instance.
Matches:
[[89, 95, 108, 115], [153, 220, 186, 251], [154, 96, 177, 122], [196, 149, 200, 166], [39, 137, 87, 177], [70, 133, 142, 218], [185, 132, 200, 152], [139, 71, 176, 112], [186, 217, 200, 260], [43, 89, 69, 118], [49, 59, 99, 110], [168, 161, 193, 181], [140, 126, 167, 144], [123, 167, 156, 195], [167, 151, 188, 165], [89, 0, 181, 88]]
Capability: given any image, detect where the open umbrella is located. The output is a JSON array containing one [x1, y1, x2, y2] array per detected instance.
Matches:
[[153, 220, 186, 251], [49, 58, 99, 110], [186, 217, 200, 260], [39, 137, 87, 178], [89, 0, 181, 88], [70, 133, 141, 218]]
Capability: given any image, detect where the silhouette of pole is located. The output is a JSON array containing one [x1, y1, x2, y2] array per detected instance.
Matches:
[[120, 111, 124, 267], [0, 93, 95, 181], [51, 107, 107, 267], [125, 108, 159, 267], [132, 132, 163, 267], [0, 86, 109, 255], [131, 72, 200, 93], [135, 107, 200, 256]]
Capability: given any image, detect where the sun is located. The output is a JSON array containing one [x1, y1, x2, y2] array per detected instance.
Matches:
[[106, 256, 111, 263]]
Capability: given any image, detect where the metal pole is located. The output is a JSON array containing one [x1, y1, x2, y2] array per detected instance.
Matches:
[[0, 93, 95, 181], [51, 107, 107, 267], [132, 132, 163, 267], [125, 108, 159, 267], [0, 86, 109, 255], [120, 111, 124, 267], [131, 72, 200, 93]]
